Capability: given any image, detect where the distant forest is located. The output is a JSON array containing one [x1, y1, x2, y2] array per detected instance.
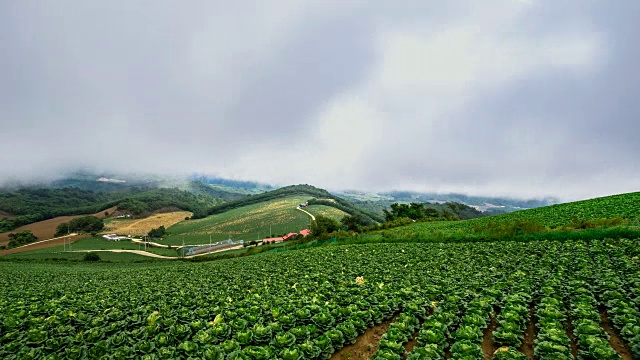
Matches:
[[0, 187, 219, 232]]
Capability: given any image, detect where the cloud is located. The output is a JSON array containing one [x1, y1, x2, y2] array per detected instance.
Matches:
[[1, 1, 638, 201]]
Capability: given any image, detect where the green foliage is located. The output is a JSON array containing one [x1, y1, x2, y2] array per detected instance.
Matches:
[[310, 215, 340, 239], [340, 214, 361, 232], [0, 186, 219, 232], [148, 226, 166, 239], [164, 196, 312, 245], [6, 230, 38, 249], [306, 198, 383, 225], [375, 192, 640, 240], [199, 185, 382, 226], [55, 216, 104, 237], [83, 252, 101, 261], [3, 230, 640, 360]]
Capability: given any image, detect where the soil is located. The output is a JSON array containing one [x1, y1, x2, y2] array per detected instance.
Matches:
[[599, 307, 633, 360], [403, 330, 420, 354], [0, 234, 88, 256], [0, 207, 116, 246], [482, 314, 499, 360], [0, 211, 14, 220], [330, 317, 396, 360], [518, 306, 537, 359], [564, 312, 579, 359]]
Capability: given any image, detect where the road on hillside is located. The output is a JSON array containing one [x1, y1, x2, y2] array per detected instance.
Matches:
[[297, 207, 316, 221], [66, 244, 245, 259]]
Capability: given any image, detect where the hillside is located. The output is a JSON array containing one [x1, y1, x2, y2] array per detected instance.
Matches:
[[0, 186, 220, 233], [337, 190, 556, 216], [376, 191, 640, 239], [0, 207, 114, 246], [202, 184, 384, 225], [163, 196, 314, 245], [305, 204, 349, 222]]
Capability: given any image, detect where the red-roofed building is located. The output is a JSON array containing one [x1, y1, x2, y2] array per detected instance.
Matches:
[[262, 237, 284, 243], [299, 229, 311, 237], [283, 232, 298, 241]]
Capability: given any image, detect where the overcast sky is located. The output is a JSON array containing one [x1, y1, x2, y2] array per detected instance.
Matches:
[[1, 1, 639, 200]]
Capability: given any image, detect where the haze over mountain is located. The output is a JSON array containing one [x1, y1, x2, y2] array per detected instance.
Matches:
[[2, 1, 639, 201]]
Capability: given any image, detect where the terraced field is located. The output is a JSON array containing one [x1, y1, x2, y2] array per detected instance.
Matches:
[[162, 196, 313, 245]]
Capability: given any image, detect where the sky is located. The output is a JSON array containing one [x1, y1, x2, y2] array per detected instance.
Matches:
[[1, 1, 639, 201]]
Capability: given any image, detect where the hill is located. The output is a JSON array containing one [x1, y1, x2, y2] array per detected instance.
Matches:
[[202, 184, 384, 225], [373, 191, 640, 240], [336, 190, 556, 216], [163, 195, 314, 245], [0, 207, 114, 246], [0, 186, 220, 233]]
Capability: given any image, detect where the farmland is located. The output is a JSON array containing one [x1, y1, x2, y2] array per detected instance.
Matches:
[[305, 205, 348, 222], [2, 237, 639, 359], [162, 196, 313, 245], [103, 211, 192, 237], [2, 237, 179, 259], [0, 207, 115, 247], [374, 192, 640, 241]]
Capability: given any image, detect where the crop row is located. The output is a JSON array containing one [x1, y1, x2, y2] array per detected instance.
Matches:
[[1, 239, 639, 359]]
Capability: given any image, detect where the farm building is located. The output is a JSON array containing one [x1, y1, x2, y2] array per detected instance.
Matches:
[[283, 232, 298, 241], [102, 234, 129, 241], [299, 229, 311, 237]]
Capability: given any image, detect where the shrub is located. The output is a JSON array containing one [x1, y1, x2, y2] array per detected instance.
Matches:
[[83, 252, 101, 261]]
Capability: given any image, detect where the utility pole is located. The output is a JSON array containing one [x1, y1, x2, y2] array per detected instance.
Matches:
[[270, 224, 272, 238]]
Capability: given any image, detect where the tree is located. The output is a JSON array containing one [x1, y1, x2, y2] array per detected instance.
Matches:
[[83, 252, 101, 261], [7, 230, 38, 249], [55, 216, 104, 237], [341, 214, 362, 232], [148, 226, 166, 239], [383, 202, 427, 221], [311, 215, 340, 238]]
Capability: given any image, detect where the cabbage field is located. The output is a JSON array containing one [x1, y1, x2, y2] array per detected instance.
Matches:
[[1, 238, 639, 359]]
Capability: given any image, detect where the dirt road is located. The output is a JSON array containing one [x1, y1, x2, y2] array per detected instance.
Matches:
[[0, 233, 88, 256], [297, 207, 316, 221]]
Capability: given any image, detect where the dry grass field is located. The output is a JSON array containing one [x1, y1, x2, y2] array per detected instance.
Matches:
[[0, 207, 116, 246], [103, 211, 192, 236]]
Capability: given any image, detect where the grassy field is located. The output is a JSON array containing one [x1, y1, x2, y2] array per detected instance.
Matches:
[[162, 196, 313, 245], [102, 211, 192, 236], [372, 191, 640, 240], [2, 237, 179, 259], [304, 204, 348, 221], [1, 250, 155, 262]]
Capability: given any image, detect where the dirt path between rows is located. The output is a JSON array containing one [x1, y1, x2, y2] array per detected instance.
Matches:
[[331, 317, 396, 360], [599, 308, 633, 360], [482, 314, 498, 359], [519, 306, 536, 359]]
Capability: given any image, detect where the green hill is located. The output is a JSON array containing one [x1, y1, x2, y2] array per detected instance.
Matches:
[[201, 184, 383, 225], [0, 186, 220, 233], [304, 205, 349, 222], [375, 191, 640, 239], [163, 195, 314, 245]]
